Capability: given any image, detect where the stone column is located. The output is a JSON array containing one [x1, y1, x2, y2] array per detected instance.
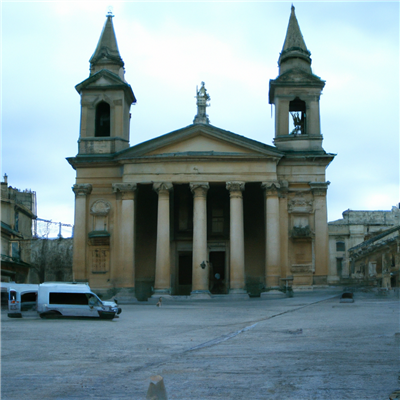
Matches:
[[262, 182, 281, 292], [310, 182, 330, 284], [112, 183, 137, 302], [276, 98, 289, 136], [152, 182, 173, 296], [72, 184, 92, 281], [226, 182, 247, 296], [190, 182, 211, 298]]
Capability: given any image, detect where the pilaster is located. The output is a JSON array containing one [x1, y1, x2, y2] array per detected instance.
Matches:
[[72, 184, 92, 281], [310, 182, 330, 283], [112, 183, 137, 302], [262, 181, 282, 292]]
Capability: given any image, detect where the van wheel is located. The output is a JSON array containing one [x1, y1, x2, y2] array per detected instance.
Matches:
[[39, 311, 61, 319], [8, 313, 22, 318]]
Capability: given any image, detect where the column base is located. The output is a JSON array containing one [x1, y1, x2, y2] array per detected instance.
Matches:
[[152, 289, 172, 296], [113, 287, 138, 304], [150, 293, 173, 301], [148, 293, 174, 304], [228, 288, 249, 299], [327, 276, 340, 284], [261, 289, 286, 298], [190, 290, 212, 299]]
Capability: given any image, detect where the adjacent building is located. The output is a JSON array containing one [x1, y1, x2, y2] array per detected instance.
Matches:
[[1, 175, 37, 282], [328, 205, 400, 286], [68, 7, 335, 301]]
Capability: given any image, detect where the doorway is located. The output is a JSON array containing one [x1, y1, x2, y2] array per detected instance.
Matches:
[[210, 251, 226, 294], [177, 252, 192, 295]]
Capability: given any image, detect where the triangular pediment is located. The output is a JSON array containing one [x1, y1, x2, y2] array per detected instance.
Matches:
[[76, 69, 133, 91], [272, 68, 325, 86], [75, 69, 136, 103], [147, 133, 254, 155], [116, 124, 283, 161]]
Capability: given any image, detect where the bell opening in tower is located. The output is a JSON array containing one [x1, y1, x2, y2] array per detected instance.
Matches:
[[95, 101, 111, 137], [289, 97, 306, 135]]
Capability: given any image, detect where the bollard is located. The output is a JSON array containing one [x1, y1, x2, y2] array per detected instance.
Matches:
[[146, 375, 168, 400]]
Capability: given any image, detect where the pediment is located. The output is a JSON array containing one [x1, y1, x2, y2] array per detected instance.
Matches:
[[272, 68, 325, 85], [147, 133, 254, 155], [75, 69, 134, 94], [116, 124, 283, 160]]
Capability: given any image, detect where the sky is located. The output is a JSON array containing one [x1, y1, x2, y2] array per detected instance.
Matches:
[[1, 1, 399, 235]]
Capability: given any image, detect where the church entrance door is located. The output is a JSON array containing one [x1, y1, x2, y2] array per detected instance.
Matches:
[[210, 251, 226, 294], [177, 252, 192, 295]]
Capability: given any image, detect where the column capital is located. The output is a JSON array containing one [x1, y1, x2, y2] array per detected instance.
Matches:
[[72, 184, 92, 197], [153, 182, 173, 194], [112, 183, 137, 201], [309, 181, 330, 196], [190, 182, 209, 197], [112, 183, 137, 193], [261, 181, 280, 196], [226, 181, 245, 193]]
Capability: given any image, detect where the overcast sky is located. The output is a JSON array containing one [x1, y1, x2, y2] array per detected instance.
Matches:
[[2, 1, 399, 234]]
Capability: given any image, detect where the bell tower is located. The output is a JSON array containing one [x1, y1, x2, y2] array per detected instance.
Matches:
[[269, 6, 325, 152], [75, 12, 136, 155]]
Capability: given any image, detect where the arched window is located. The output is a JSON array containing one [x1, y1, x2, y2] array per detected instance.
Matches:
[[95, 101, 111, 137], [289, 97, 306, 135]]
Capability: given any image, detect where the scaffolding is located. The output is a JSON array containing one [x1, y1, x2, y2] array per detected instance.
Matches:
[[34, 218, 73, 239]]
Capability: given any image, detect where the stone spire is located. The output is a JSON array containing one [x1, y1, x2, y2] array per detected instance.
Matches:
[[278, 5, 312, 75], [89, 11, 125, 77], [193, 82, 210, 124]]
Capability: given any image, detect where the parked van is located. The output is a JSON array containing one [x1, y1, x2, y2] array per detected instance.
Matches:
[[7, 283, 39, 318], [36, 282, 121, 319]]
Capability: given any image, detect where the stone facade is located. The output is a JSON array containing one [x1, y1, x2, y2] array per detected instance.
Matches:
[[328, 205, 400, 285], [68, 8, 334, 301], [348, 226, 400, 289], [1, 175, 37, 282]]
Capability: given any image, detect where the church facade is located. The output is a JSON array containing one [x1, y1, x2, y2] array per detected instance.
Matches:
[[68, 7, 335, 301]]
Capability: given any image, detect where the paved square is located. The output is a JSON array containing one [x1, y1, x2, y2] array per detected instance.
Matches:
[[2, 289, 399, 399]]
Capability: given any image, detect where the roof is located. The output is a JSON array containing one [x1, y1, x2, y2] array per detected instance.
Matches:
[[279, 5, 311, 66], [116, 123, 284, 160]]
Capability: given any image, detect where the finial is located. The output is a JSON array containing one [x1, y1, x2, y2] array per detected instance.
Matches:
[[107, 6, 114, 18], [291, 4, 295, 14], [193, 82, 211, 124]]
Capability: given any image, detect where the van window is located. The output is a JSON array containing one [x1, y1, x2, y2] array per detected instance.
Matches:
[[21, 292, 36, 303], [9, 290, 17, 301], [50, 292, 90, 305]]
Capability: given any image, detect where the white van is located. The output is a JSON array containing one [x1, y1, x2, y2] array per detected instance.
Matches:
[[36, 282, 121, 319], [7, 283, 39, 318]]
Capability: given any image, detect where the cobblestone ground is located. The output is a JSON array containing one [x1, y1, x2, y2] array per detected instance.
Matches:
[[1, 289, 399, 399]]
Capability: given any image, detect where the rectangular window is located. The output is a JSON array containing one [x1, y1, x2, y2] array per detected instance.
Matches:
[[336, 241, 345, 252], [11, 242, 20, 260], [92, 248, 109, 273]]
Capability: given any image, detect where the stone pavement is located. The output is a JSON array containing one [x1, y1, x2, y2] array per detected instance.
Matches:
[[1, 288, 399, 399]]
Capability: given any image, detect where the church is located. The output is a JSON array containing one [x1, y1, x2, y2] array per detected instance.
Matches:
[[67, 6, 335, 301]]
